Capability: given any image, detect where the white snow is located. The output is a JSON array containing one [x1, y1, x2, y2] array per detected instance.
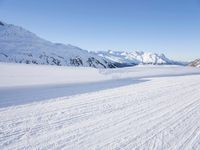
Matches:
[[1, 63, 199, 88], [0, 63, 110, 87], [0, 63, 200, 149], [0, 22, 112, 68], [0, 21, 182, 68], [95, 50, 176, 65]]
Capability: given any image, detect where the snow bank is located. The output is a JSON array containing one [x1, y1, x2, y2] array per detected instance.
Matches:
[[1, 63, 200, 88], [0, 63, 110, 87]]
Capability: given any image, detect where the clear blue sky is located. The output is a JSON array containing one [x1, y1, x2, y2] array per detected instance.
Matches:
[[0, 0, 200, 61]]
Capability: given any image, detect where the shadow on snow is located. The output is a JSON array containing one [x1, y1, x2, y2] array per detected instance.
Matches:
[[0, 78, 148, 108]]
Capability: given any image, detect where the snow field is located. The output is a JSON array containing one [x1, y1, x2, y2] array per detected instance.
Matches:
[[0, 63, 200, 149]]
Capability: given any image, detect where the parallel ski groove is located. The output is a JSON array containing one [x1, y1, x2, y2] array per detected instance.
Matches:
[[0, 75, 200, 149]]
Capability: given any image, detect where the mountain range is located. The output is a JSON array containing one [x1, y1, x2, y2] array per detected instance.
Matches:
[[95, 50, 178, 67], [0, 21, 187, 68]]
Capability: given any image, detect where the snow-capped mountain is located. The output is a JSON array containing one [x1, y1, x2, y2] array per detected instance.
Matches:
[[189, 59, 200, 67], [0, 21, 115, 68], [0, 21, 181, 68], [95, 50, 176, 67]]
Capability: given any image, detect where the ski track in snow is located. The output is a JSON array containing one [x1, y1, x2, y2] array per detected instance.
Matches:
[[0, 74, 200, 150]]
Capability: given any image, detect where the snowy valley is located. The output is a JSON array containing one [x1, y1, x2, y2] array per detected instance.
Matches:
[[0, 20, 200, 150], [0, 63, 200, 149]]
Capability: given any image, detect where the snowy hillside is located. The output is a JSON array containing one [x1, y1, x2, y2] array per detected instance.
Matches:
[[0, 21, 115, 68], [0, 21, 183, 68], [189, 58, 200, 67], [0, 63, 200, 149], [96, 50, 178, 67]]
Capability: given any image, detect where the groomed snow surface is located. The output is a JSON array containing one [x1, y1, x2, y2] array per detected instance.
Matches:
[[0, 63, 200, 150]]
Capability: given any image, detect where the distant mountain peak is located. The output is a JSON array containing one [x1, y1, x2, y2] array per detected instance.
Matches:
[[95, 50, 176, 66]]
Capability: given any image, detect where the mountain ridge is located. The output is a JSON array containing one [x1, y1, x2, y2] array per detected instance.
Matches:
[[0, 21, 182, 68], [0, 21, 115, 68], [94, 50, 181, 67]]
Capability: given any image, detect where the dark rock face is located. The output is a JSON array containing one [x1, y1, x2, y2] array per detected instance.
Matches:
[[0, 21, 4, 26], [86, 57, 105, 68], [70, 57, 83, 66], [113, 62, 137, 68], [189, 59, 200, 67]]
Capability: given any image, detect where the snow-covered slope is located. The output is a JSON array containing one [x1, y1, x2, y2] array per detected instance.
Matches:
[[0, 63, 200, 149], [0, 21, 115, 68], [0, 20, 185, 68], [1, 63, 200, 107], [189, 58, 200, 67], [96, 50, 177, 67]]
